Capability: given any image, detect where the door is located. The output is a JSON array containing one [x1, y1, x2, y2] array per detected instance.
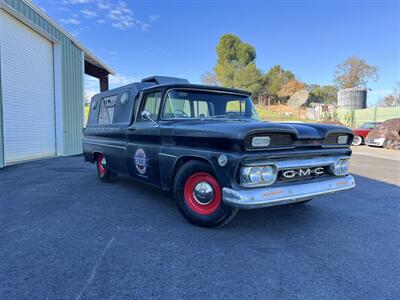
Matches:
[[127, 91, 162, 186], [0, 11, 56, 164]]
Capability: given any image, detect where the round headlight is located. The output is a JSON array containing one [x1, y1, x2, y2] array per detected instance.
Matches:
[[331, 159, 350, 176], [261, 165, 277, 185], [341, 159, 349, 174], [249, 167, 262, 184], [331, 161, 341, 176]]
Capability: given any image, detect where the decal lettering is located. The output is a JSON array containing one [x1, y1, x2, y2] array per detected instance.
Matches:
[[104, 97, 116, 108], [281, 167, 325, 179], [134, 148, 148, 175], [282, 170, 297, 178], [299, 169, 311, 177], [314, 167, 325, 175]]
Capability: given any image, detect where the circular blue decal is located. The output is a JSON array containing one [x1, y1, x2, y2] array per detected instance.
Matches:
[[135, 148, 147, 175]]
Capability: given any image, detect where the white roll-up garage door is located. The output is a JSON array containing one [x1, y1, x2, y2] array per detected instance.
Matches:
[[0, 11, 56, 164]]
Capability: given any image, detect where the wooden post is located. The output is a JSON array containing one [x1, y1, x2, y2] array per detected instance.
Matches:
[[84, 61, 110, 92], [99, 74, 109, 92]]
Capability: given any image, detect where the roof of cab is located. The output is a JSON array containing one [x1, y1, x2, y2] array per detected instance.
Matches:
[[94, 76, 251, 99]]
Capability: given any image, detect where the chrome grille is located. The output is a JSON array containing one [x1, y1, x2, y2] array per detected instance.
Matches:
[[322, 133, 352, 146], [246, 132, 352, 150], [246, 133, 294, 150]]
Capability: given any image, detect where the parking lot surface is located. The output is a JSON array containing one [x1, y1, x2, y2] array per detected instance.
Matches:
[[0, 153, 399, 299]]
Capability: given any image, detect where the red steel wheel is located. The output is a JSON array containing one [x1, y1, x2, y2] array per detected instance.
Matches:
[[174, 161, 238, 227], [96, 153, 115, 182], [97, 154, 107, 177], [183, 172, 222, 215]]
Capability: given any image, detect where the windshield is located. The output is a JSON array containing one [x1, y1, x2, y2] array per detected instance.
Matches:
[[162, 90, 259, 121]]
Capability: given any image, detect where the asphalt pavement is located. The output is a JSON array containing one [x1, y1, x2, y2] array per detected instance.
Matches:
[[0, 153, 399, 299]]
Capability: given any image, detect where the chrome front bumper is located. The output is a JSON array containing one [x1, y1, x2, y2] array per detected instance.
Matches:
[[222, 175, 355, 209], [365, 140, 384, 147]]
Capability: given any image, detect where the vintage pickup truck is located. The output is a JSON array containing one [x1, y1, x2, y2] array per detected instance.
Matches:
[[83, 76, 355, 227]]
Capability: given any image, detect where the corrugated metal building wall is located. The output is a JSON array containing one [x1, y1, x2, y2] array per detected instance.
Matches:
[[0, 0, 114, 168], [0, 49, 3, 167], [3, 0, 84, 157]]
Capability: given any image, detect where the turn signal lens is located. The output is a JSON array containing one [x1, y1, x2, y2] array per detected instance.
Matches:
[[338, 135, 348, 144], [252, 136, 271, 147]]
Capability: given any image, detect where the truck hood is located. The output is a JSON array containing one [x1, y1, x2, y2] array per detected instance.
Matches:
[[161, 120, 353, 140]]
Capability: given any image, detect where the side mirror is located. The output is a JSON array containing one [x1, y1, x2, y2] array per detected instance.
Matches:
[[140, 109, 158, 126], [141, 110, 151, 120]]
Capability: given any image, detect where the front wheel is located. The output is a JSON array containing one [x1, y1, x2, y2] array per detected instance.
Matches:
[[173, 161, 238, 227], [352, 135, 363, 146]]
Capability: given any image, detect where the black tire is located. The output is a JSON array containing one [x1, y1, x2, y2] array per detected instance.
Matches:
[[352, 135, 363, 146], [382, 139, 389, 149], [173, 160, 238, 227], [95, 153, 116, 182]]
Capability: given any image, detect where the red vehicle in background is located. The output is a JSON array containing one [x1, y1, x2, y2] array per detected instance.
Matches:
[[352, 122, 381, 146]]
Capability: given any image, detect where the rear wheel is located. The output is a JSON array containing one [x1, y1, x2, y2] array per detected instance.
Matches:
[[173, 161, 238, 227], [352, 135, 363, 146], [96, 153, 116, 182]]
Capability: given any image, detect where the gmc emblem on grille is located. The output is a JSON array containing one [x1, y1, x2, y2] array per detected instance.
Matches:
[[281, 167, 325, 179]]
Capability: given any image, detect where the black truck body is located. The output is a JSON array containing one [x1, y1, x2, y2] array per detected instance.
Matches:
[[83, 76, 355, 227]]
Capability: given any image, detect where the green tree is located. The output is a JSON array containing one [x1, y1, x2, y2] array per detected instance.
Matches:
[[214, 34, 263, 96], [263, 65, 295, 100], [201, 72, 219, 86], [378, 82, 400, 107], [277, 79, 306, 99], [334, 56, 379, 89], [234, 64, 263, 95], [308, 84, 338, 104]]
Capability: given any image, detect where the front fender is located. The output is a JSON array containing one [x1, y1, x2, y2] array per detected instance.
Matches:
[[158, 147, 241, 191]]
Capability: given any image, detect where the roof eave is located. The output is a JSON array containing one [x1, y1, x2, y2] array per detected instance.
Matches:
[[19, 0, 115, 75]]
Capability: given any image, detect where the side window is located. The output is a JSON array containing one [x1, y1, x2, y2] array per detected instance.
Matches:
[[162, 93, 211, 119], [140, 92, 162, 121], [226, 100, 245, 117], [132, 94, 141, 121], [193, 100, 210, 118], [98, 95, 117, 124], [163, 97, 191, 118]]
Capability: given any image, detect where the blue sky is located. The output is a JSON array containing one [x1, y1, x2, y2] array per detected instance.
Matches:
[[34, 0, 399, 106]]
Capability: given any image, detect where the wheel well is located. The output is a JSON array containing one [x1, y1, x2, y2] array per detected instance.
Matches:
[[170, 156, 212, 187], [92, 151, 103, 161]]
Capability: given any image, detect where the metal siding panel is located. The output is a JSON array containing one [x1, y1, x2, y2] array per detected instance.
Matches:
[[0, 13, 4, 167], [62, 43, 83, 155], [2, 0, 84, 157], [1, 11, 56, 163]]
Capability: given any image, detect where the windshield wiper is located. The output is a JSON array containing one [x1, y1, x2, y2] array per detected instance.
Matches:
[[204, 115, 244, 121], [208, 115, 228, 119]]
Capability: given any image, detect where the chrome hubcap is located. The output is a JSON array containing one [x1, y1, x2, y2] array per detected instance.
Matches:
[[193, 181, 214, 205]]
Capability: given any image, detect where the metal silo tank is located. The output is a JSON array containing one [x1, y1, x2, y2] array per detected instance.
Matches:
[[337, 88, 367, 109]]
